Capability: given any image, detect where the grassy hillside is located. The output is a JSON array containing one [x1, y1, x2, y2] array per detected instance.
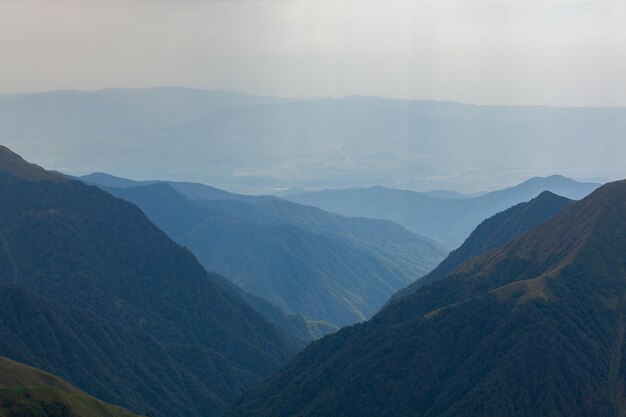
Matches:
[[0, 356, 140, 417]]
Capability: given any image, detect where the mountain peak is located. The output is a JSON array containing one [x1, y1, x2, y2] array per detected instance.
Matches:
[[516, 174, 598, 190], [0, 145, 66, 182], [445, 179, 626, 299], [389, 189, 574, 303], [591, 177, 626, 196], [536, 189, 563, 198]]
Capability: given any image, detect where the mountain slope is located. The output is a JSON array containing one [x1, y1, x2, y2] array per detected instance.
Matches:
[[0, 147, 66, 182], [391, 191, 573, 302], [0, 145, 296, 417], [0, 356, 141, 417], [0, 284, 207, 417], [287, 175, 599, 248], [98, 181, 446, 326], [80, 176, 333, 341], [227, 179, 626, 417]]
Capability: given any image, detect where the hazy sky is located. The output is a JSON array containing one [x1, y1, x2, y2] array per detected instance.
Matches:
[[1, 0, 625, 106]]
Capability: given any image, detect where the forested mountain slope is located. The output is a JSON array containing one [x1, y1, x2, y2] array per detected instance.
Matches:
[[98, 181, 445, 326], [0, 145, 296, 417], [228, 179, 626, 417]]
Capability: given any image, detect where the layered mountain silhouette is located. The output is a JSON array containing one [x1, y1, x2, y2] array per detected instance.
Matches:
[[2, 88, 624, 194], [228, 179, 626, 417], [81, 172, 254, 202], [0, 356, 141, 417], [81, 174, 446, 326], [390, 190, 573, 302], [0, 145, 299, 417], [287, 175, 599, 248]]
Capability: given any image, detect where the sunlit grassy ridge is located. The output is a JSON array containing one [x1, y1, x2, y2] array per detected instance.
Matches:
[[0, 356, 141, 417]]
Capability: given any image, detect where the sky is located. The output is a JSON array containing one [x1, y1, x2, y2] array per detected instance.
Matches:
[[1, 0, 626, 107]]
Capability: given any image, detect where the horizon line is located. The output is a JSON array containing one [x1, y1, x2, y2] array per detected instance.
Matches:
[[2, 85, 625, 110]]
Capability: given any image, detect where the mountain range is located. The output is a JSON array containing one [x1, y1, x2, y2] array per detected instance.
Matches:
[[82, 173, 447, 326], [2, 140, 622, 417], [0, 145, 299, 417], [286, 175, 599, 248], [228, 179, 626, 417], [1, 87, 624, 194]]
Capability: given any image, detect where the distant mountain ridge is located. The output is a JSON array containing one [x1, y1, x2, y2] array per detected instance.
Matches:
[[287, 175, 600, 248], [81, 172, 258, 201], [82, 174, 447, 326], [227, 179, 626, 417], [2, 87, 625, 194]]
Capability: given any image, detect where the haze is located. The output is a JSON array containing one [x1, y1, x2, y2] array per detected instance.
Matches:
[[1, 0, 626, 107]]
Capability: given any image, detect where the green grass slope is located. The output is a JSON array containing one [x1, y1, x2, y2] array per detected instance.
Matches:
[[0, 356, 140, 417]]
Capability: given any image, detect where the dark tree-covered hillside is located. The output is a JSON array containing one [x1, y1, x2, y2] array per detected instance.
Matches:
[[0, 145, 296, 417], [227, 180, 626, 417]]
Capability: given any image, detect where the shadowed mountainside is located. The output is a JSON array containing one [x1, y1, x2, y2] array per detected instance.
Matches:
[[87, 178, 446, 326], [227, 179, 626, 417], [0, 145, 298, 417]]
